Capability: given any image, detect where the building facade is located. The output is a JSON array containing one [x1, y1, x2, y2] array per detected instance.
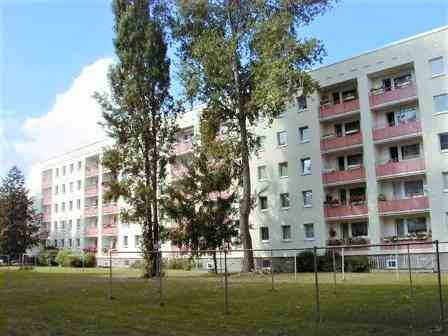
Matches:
[[37, 27, 448, 264]]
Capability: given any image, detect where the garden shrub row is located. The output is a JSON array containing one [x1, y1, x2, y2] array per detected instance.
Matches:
[[37, 248, 96, 267], [296, 250, 370, 273]]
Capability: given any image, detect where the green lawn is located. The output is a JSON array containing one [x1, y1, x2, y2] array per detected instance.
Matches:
[[0, 267, 447, 336]]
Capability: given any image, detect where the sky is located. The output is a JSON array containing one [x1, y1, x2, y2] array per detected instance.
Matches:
[[0, 0, 447, 191]]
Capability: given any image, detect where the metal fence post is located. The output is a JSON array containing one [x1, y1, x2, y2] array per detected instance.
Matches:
[[332, 247, 337, 295], [435, 240, 445, 333], [294, 252, 297, 281], [270, 249, 275, 291], [341, 246, 345, 281], [159, 251, 164, 307], [395, 250, 399, 281], [313, 246, 320, 325], [224, 249, 229, 315], [407, 244, 413, 332]]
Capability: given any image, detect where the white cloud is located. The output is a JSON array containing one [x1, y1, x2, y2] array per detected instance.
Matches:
[[13, 58, 114, 193]]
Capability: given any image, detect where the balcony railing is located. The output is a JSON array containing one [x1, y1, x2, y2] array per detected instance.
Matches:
[[103, 204, 119, 215], [376, 158, 425, 178], [319, 99, 360, 119], [373, 121, 421, 142], [85, 226, 98, 237], [369, 83, 417, 107], [85, 185, 99, 197], [322, 167, 365, 185], [102, 226, 118, 236], [324, 203, 368, 220], [84, 206, 98, 217], [320, 132, 362, 152], [378, 196, 429, 215], [85, 167, 99, 178], [172, 141, 193, 155]]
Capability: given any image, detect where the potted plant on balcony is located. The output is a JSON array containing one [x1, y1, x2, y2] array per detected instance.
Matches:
[[350, 195, 365, 206], [327, 238, 343, 246], [377, 194, 387, 202]]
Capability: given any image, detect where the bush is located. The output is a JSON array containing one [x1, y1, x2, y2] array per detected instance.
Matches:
[[165, 258, 192, 271], [69, 256, 82, 268], [345, 256, 370, 273], [37, 247, 58, 266], [55, 249, 72, 266], [83, 253, 96, 267], [130, 260, 144, 269], [296, 251, 315, 272]]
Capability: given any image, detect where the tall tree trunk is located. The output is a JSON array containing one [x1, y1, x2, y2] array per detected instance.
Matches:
[[238, 117, 255, 272], [213, 251, 218, 275]]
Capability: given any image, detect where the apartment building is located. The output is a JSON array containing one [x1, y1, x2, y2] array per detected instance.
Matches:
[[37, 26, 448, 264]]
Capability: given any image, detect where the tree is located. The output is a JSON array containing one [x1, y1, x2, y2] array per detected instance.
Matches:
[[0, 166, 40, 260], [163, 116, 238, 274], [173, 0, 333, 271], [95, 0, 178, 277]]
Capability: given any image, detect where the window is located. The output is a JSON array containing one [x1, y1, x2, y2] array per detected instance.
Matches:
[[301, 158, 312, 175], [69, 182, 73, 192], [302, 190, 313, 207], [68, 238, 72, 248], [76, 238, 80, 248], [70, 163, 74, 173], [393, 73, 411, 88], [401, 143, 420, 160], [123, 236, 128, 248], [304, 223, 315, 240], [281, 225, 292, 240], [278, 162, 288, 178], [257, 166, 267, 180], [76, 218, 81, 231], [439, 133, 448, 151], [351, 222, 368, 237], [297, 96, 307, 111], [78, 161, 82, 170], [55, 168, 59, 177], [55, 185, 59, 195], [257, 136, 266, 152], [259, 196, 268, 210], [54, 221, 58, 230], [280, 193, 290, 208], [443, 172, 448, 191], [277, 131, 287, 147], [135, 235, 141, 247], [77, 199, 81, 209], [62, 184, 66, 193], [430, 57, 444, 77], [54, 204, 58, 213], [434, 94, 448, 113], [260, 227, 269, 241], [347, 154, 363, 168], [299, 126, 310, 143], [407, 217, 427, 234], [395, 107, 417, 125], [77, 180, 82, 190], [404, 180, 424, 197], [61, 220, 65, 230], [69, 201, 73, 211], [62, 166, 66, 176], [61, 202, 66, 212], [344, 120, 360, 135]]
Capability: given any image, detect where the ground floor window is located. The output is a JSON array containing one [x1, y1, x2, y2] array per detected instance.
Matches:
[[304, 223, 314, 239], [260, 227, 269, 241], [281, 225, 291, 240]]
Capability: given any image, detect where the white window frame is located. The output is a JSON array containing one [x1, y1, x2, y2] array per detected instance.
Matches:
[[280, 193, 290, 209], [439, 132, 448, 152], [260, 227, 270, 242], [281, 225, 292, 241], [277, 131, 288, 147], [443, 172, 448, 192], [302, 190, 313, 207], [434, 94, 448, 115], [304, 223, 315, 240], [259, 196, 268, 211], [299, 126, 310, 143], [278, 162, 288, 178], [430, 56, 445, 78], [257, 165, 268, 181], [301, 158, 312, 175]]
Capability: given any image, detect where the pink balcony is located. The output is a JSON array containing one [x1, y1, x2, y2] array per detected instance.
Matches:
[[102, 226, 118, 236], [173, 141, 193, 155], [322, 167, 365, 185], [85, 226, 98, 237], [378, 196, 429, 215], [320, 132, 362, 152], [319, 99, 360, 119], [324, 204, 368, 220], [376, 158, 425, 178], [373, 121, 421, 142], [84, 207, 98, 217], [369, 84, 417, 107], [43, 212, 51, 222], [103, 204, 119, 215], [85, 167, 99, 178], [85, 185, 99, 197]]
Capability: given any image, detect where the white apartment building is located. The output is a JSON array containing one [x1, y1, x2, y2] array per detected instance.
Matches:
[[37, 26, 448, 265]]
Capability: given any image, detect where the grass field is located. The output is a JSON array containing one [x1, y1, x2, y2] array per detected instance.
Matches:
[[0, 267, 447, 336]]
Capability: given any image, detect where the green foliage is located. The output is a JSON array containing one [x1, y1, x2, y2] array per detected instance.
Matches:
[[345, 256, 370, 273], [0, 166, 40, 259], [296, 250, 346, 272], [37, 247, 58, 266], [55, 249, 72, 267], [83, 253, 96, 268], [296, 251, 315, 272], [174, 0, 334, 271], [95, 0, 179, 277], [130, 260, 144, 269], [165, 258, 192, 271]]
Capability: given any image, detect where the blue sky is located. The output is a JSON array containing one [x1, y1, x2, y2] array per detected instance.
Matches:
[[1, 0, 447, 185]]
